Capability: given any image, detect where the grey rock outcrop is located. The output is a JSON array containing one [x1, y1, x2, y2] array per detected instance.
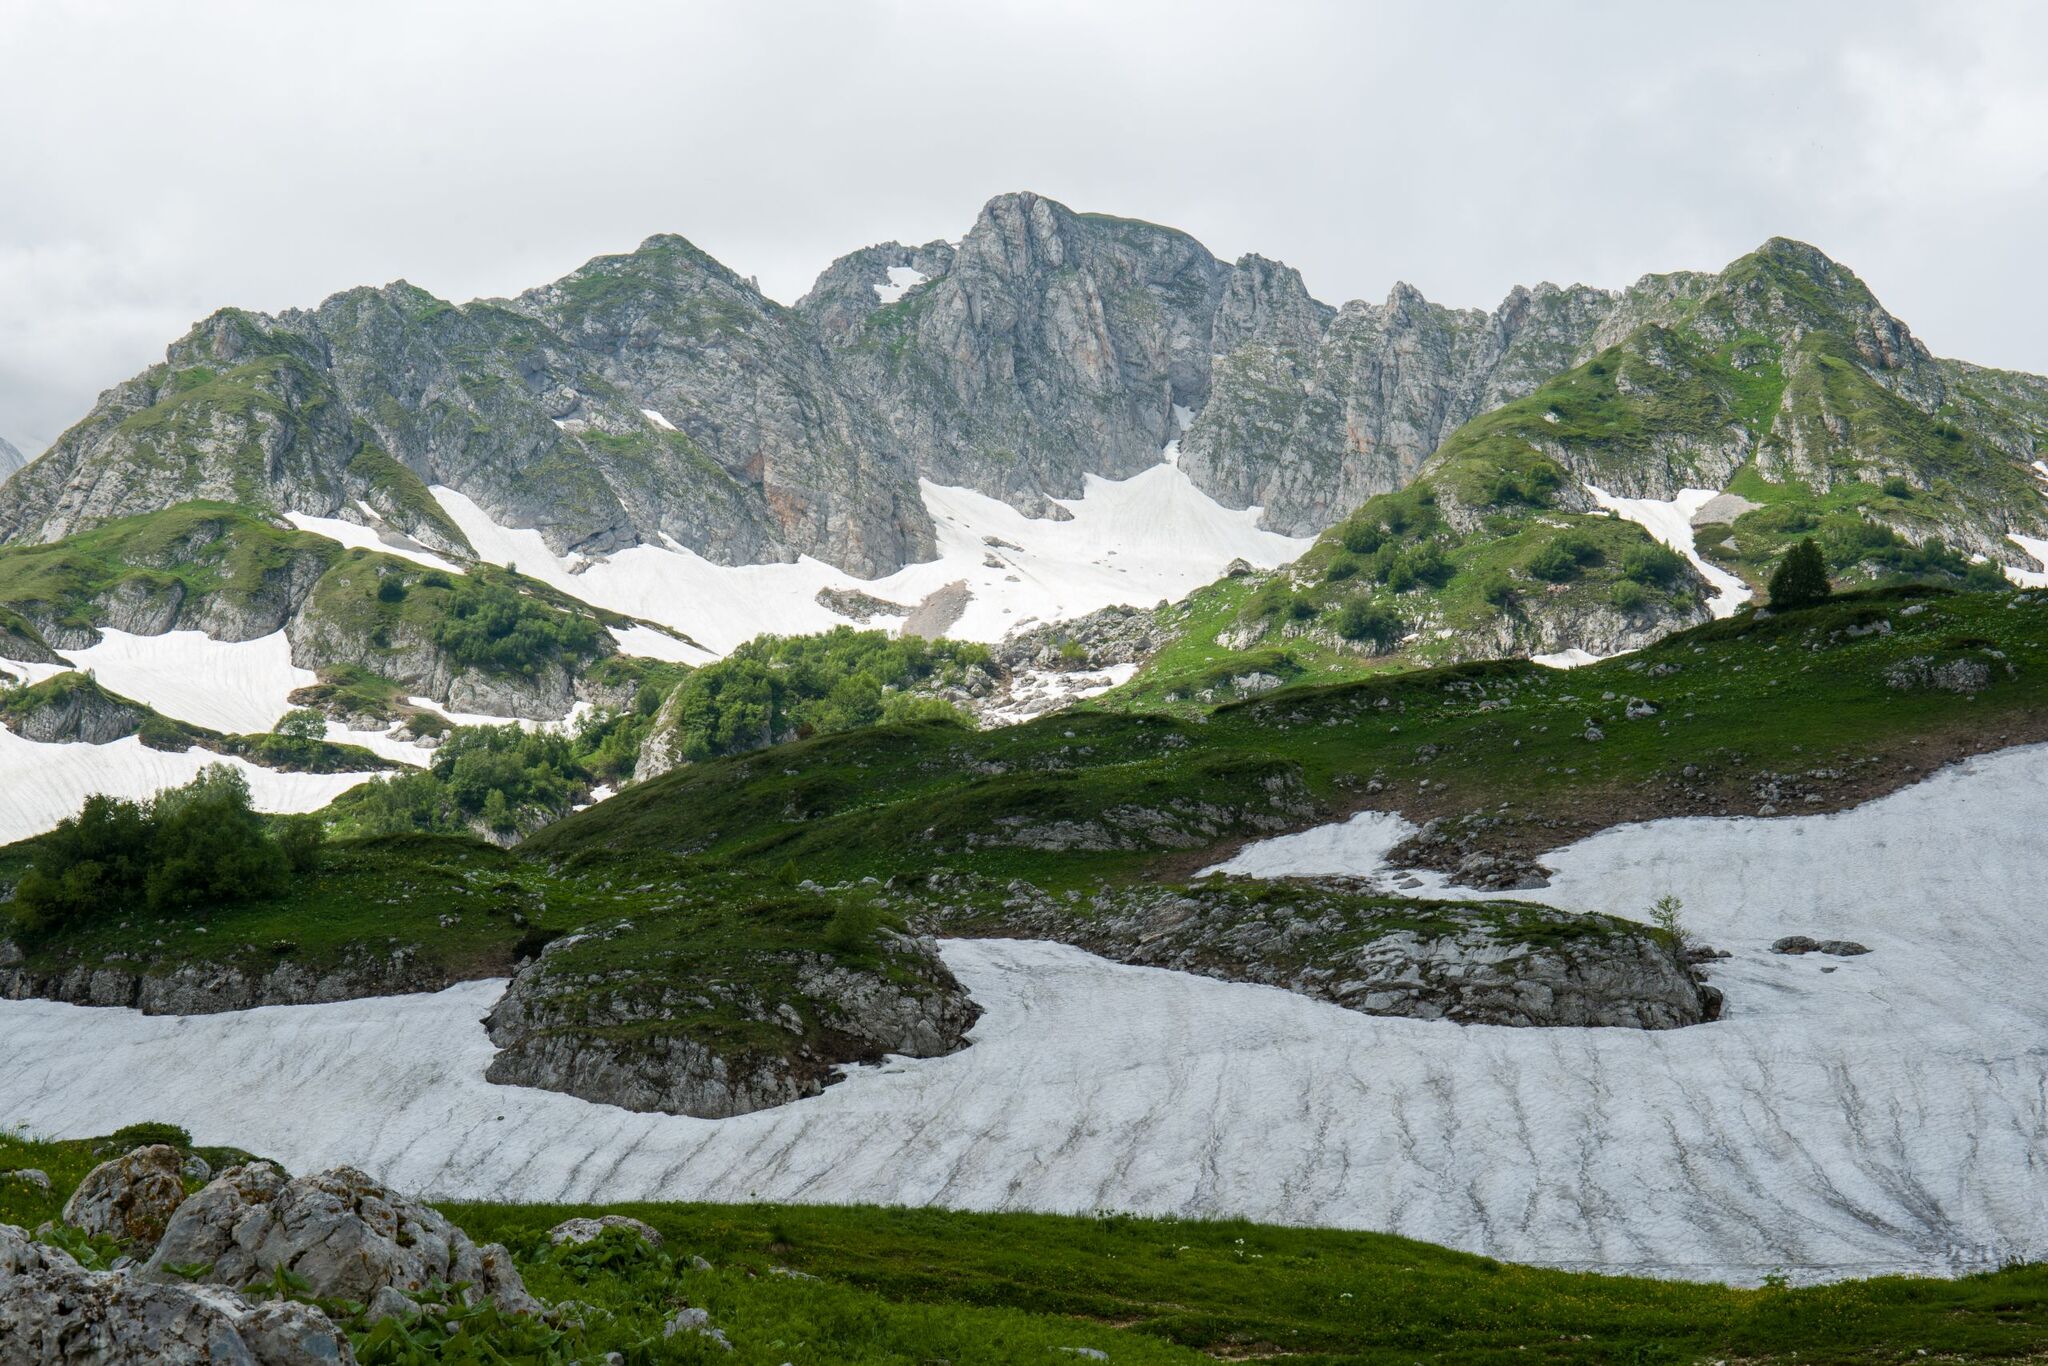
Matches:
[[0, 436, 24, 484], [143, 1163, 536, 1320], [547, 1215, 663, 1250], [1, 1223, 351, 1366], [482, 929, 980, 1117], [941, 878, 1718, 1030], [0, 948, 456, 1015], [0, 674, 150, 744], [60, 1145, 189, 1253]]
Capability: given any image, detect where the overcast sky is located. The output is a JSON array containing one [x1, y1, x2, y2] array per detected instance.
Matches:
[[3, 0, 2044, 452]]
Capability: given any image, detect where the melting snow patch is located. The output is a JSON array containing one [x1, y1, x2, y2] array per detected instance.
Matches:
[[0, 729, 375, 845], [284, 511, 462, 574], [1585, 484, 1752, 618], [431, 467, 1310, 657], [43, 630, 316, 734], [608, 623, 715, 665], [2004, 533, 2048, 588], [873, 265, 927, 305], [1531, 648, 1604, 670], [641, 408, 677, 432]]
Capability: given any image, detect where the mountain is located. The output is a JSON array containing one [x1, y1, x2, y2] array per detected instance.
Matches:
[[10, 199, 2044, 618], [0, 436, 23, 484], [1109, 238, 2048, 702]]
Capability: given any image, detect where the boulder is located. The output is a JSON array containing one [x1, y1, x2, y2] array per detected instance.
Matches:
[[3, 1169, 51, 1192], [0, 1222, 351, 1364], [1773, 936, 1870, 957], [546, 1215, 664, 1250], [665, 1305, 733, 1350], [143, 1163, 536, 1320], [61, 1145, 188, 1252]]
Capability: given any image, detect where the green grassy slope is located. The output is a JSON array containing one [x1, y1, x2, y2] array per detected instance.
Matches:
[[532, 586, 2048, 889]]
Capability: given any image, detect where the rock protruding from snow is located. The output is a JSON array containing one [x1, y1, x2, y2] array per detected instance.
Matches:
[[942, 878, 1718, 1030], [483, 931, 980, 1118], [0, 1223, 351, 1365], [60, 1145, 188, 1252], [143, 1163, 537, 1320]]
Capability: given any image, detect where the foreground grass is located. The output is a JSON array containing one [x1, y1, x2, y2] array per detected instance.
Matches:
[[4, 1128, 2045, 1363]]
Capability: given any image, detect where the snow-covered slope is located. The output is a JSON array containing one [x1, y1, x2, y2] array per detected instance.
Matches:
[[5, 745, 2045, 1284], [6, 629, 316, 734], [429, 462, 1310, 658], [283, 509, 462, 574], [0, 729, 374, 845]]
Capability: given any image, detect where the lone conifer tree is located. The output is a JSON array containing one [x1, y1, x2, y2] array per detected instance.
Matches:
[[1767, 538, 1831, 609]]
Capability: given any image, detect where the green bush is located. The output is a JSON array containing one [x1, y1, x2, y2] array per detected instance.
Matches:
[[8, 766, 300, 934], [1336, 599, 1401, 646], [431, 577, 603, 678], [274, 708, 327, 742], [1339, 522, 1383, 556], [661, 628, 988, 764], [1526, 542, 1580, 583], [1479, 573, 1514, 606], [1324, 557, 1359, 583], [1621, 543, 1686, 587], [1881, 475, 1912, 498], [1610, 581, 1649, 612]]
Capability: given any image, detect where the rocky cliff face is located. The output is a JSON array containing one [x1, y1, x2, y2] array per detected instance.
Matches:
[[6, 203, 2044, 611], [1176, 272, 1710, 533], [0, 437, 23, 484], [803, 193, 1237, 511]]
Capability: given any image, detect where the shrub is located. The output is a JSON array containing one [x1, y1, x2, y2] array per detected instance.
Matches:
[[1526, 542, 1580, 583], [274, 814, 326, 873], [1621, 544, 1686, 587], [661, 628, 989, 764], [1325, 557, 1359, 583], [430, 576, 603, 678], [1610, 581, 1649, 612], [1881, 475, 1912, 498], [1768, 538, 1832, 609], [274, 708, 327, 742], [8, 766, 299, 934], [375, 576, 408, 604], [1339, 522, 1383, 556], [1479, 573, 1514, 606], [1336, 599, 1401, 646]]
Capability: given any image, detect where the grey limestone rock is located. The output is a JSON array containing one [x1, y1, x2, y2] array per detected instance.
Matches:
[[142, 1163, 537, 1320], [0, 1222, 352, 1365], [61, 1145, 188, 1252]]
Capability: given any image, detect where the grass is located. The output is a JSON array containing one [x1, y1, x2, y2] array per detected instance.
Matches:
[[524, 586, 2048, 892], [4, 1126, 2045, 1362]]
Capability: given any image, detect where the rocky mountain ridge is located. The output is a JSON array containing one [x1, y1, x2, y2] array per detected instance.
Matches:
[[17, 194, 2039, 603]]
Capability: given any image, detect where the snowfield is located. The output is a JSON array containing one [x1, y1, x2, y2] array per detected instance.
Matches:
[[17, 629, 317, 734], [429, 465, 1309, 657], [0, 728, 374, 845], [873, 266, 927, 304], [4, 746, 2046, 1283], [284, 508, 462, 574]]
